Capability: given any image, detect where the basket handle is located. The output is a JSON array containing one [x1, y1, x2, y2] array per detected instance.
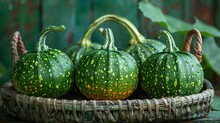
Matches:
[[79, 14, 146, 47], [183, 29, 202, 62], [203, 79, 213, 89], [11, 31, 27, 67]]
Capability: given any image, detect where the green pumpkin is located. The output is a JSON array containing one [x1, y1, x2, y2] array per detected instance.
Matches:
[[140, 30, 204, 98], [64, 40, 101, 66], [76, 28, 138, 100], [12, 25, 74, 98], [125, 38, 166, 67]]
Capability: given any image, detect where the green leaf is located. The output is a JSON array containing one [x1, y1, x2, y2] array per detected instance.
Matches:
[[138, 0, 167, 28], [139, 0, 192, 33], [165, 15, 192, 33], [203, 37, 220, 76], [139, 0, 220, 37], [193, 17, 220, 37]]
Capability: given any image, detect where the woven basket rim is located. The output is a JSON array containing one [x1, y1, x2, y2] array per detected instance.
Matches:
[[0, 79, 214, 104]]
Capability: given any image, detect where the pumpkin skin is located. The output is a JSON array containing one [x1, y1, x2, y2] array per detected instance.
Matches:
[[12, 25, 74, 98], [140, 30, 204, 98], [64, 43, 101, 66], [76, 28, 138, 100], [125, 39, 166, 67]]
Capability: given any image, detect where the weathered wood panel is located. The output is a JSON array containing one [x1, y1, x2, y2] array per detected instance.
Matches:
[[0, 0, 40, 85]]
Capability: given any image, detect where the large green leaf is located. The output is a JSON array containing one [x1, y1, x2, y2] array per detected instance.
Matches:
[[203, 37, 220, 76], [138, 0, 167, 28], [139, 0, 191, 33], [193, 17, 220, 37], [139, 0, 220, 37], [165, 15, 192, 33]]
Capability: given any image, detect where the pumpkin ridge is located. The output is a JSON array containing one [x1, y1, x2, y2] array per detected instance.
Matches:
[[105, 51, 125, 99], [40, 52, 52, 96], [76, 50, 102, 99], [114, 53, 121, 98], [162, 53, 171, 96], [187, 53, 203, 94], [165, 53, 179, 96], [154, 53, 167, 97], [44, 51, 58, 96], [171, 53, 181, 95], [106, 52, 111, 98], [140, 53, 154, 95], [33, 53, 39, 95], [47, 49, 73, 96], [37, 52, 55, 96], [117, 51, 138, 98], [36, 52, 42, 95], [115, 53, 126, 99], [94, 51, 107, 99], [94, 50, 108, 99], [175, 53, 191, 95], [176, 53, 191, 95]]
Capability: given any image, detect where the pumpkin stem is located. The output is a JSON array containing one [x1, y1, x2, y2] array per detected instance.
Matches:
[[36, 25, 66, 52], [80, 14, 145, 47], [156, 30, 179, 52], [100, 28, 117, 51]]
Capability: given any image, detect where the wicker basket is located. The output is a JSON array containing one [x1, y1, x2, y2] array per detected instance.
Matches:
[[0, 26, 215, 122], [0, 80, 214, 123]]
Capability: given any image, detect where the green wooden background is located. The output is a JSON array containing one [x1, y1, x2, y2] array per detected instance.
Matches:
[[0, 0, 220, 88]]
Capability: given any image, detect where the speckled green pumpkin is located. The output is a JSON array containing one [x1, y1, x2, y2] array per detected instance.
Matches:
[[140, 30, 204, 98], [12, 25, 74, 98], [125, 39, 166, 67], [64, 42, 101, 66], [76, 28, 138, 100]]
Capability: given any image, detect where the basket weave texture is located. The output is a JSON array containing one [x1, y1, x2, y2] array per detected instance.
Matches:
[[0, 79, 214, 123]]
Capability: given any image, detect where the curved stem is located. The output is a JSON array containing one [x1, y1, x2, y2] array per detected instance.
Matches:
[[36, 25, 66, 52], [156, 30, 179, 52], [80, 14, 145, 47], [100, 28, 117, 51]]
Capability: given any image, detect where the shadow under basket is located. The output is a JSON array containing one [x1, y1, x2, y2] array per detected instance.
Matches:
[[0, 79, 214, 123]]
